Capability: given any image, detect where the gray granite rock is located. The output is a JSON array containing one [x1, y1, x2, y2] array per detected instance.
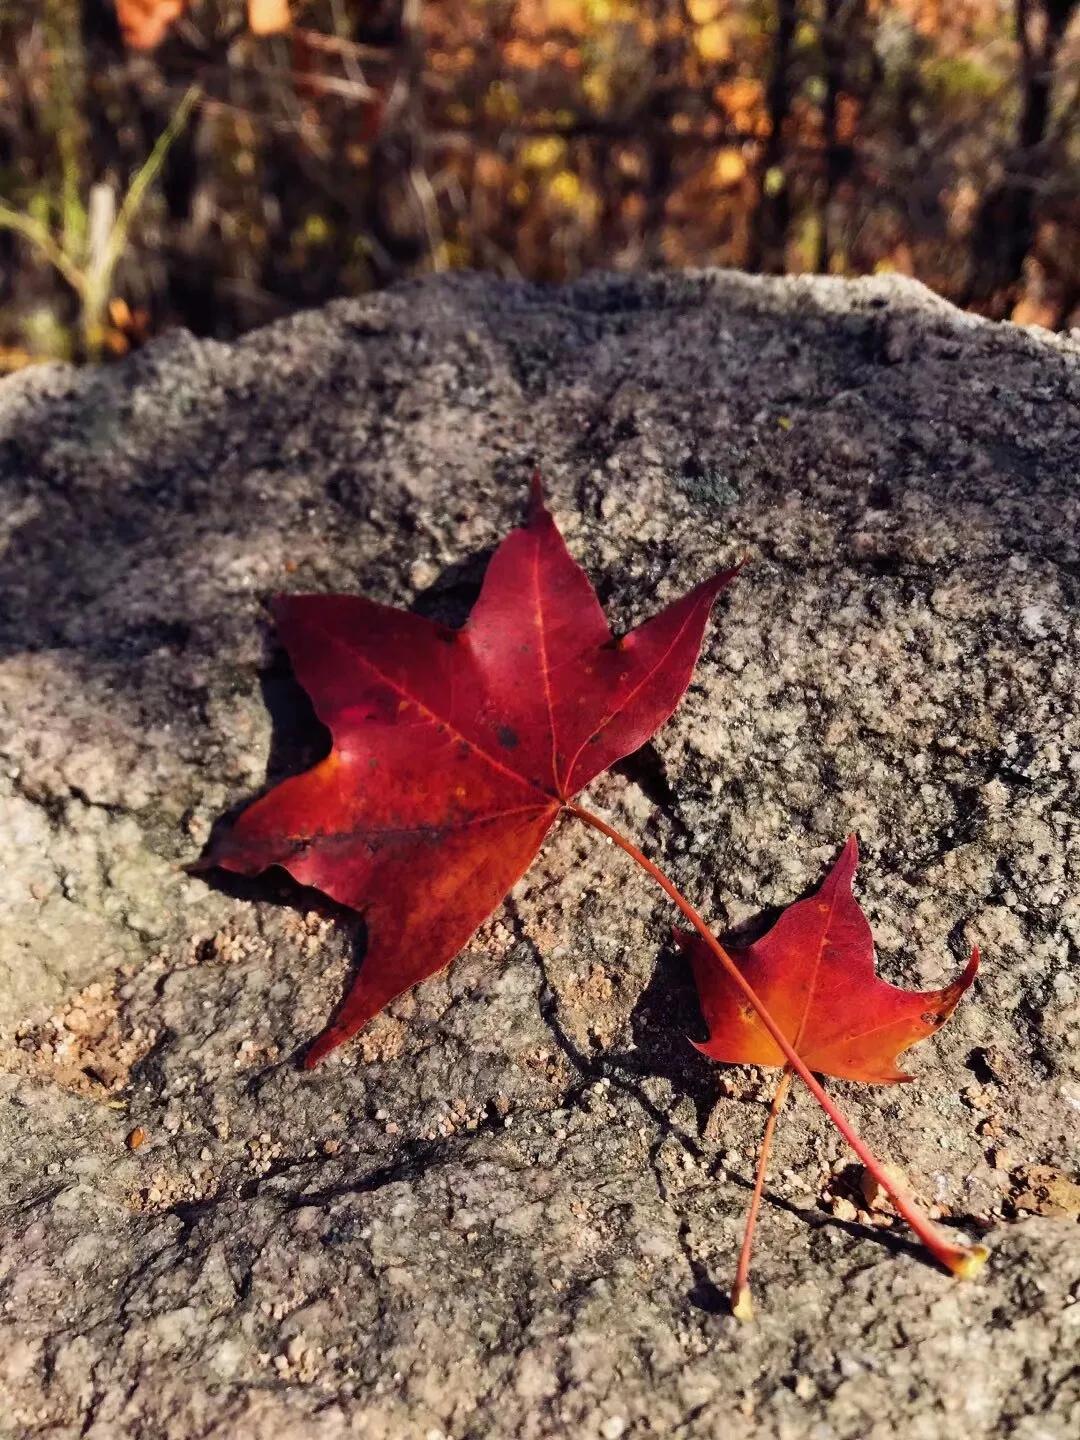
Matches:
[[0, 271, 1077, 1438]]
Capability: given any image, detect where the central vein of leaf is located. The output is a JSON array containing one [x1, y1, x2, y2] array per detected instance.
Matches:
[[532, 545, 563, 799], [790, 878, 842, 1054]]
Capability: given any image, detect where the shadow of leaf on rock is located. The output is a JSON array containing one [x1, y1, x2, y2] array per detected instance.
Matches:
[[187, 636, 370, 1070]]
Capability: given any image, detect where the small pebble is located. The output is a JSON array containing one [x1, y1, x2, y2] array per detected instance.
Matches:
[[830, 1196, 858, 1223], [859, 1162, 908, 1213]]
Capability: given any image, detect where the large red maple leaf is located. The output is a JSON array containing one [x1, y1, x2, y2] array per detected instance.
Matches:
[[205, 481, 737, 1064]]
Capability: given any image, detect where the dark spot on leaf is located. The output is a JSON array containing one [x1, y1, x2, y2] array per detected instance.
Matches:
[[497, 725, 519, 749]]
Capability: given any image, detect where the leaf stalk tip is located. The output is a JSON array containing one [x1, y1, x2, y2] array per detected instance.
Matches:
[[946, 1243, 990, 1281]]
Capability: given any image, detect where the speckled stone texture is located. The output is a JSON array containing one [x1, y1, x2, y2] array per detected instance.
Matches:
[[1, 272, 1077, 1440]]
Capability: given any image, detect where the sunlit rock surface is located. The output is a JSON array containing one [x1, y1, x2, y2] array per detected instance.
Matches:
[[1, 272, 1077, 1439]]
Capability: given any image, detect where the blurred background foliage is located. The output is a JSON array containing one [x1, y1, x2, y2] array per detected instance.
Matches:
[[1, 0, 1078, 368]]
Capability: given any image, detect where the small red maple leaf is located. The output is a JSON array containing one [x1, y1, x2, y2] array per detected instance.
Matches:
[[680, 835, 981, 1318], [682, 834, 979, 1083], [203, 480, 737, 1064]]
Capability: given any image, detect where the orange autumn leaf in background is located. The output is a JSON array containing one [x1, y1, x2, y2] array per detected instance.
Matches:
[[247, 0, 292, 35], [116, 0, 290, 51], [682, 834, 979, 1082], [116, 0, 187, 50]]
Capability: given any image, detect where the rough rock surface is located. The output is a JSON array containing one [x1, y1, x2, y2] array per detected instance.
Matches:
[[1, 271, 1078, 1439]]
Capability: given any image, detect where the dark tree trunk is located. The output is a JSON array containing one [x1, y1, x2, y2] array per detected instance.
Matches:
[[748, 0, 798, 273], [966, 0, 1078, 310], [369, 0, 432, 273], [642, 0, 680, 269], [817, 0, 841, 273]]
